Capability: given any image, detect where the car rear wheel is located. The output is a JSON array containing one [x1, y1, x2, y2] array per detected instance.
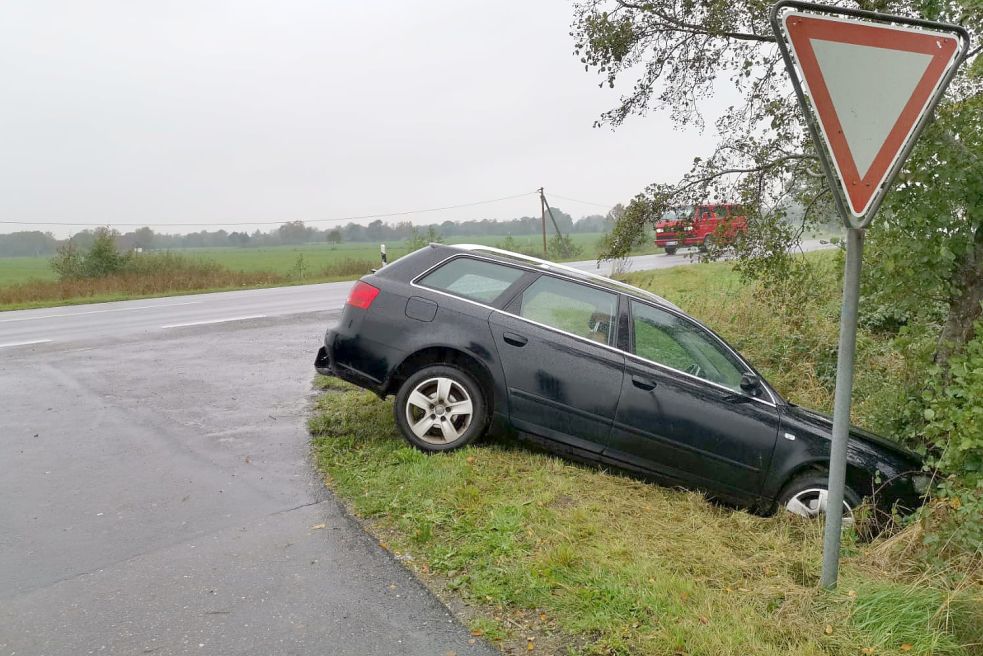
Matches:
[[664, 246, 677, 256], [778, 474, 860, 527], [394, 365, 488, 452]]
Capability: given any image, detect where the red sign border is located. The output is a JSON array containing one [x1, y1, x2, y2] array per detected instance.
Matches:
[[783, 12, 960, 217]]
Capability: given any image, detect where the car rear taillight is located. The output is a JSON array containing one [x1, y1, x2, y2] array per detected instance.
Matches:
[[346, 281, 380, 309]]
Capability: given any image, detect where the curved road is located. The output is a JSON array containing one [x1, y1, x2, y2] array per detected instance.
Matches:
[[0, 242, 830, 655]]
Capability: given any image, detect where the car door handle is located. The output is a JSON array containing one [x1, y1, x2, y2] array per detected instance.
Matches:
[[502, 332, 528, 347], [631, 375, 657, 390]]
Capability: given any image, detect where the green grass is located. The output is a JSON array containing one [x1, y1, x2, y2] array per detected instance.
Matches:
[[310, 383, 979, 655], [0, 232, 661, 311], [308, 254, 980, 655], [0, 256, 58, 285], [0, 232, 657, 287]]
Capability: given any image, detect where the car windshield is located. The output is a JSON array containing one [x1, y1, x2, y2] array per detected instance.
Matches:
[[660, 206, 693, 221]]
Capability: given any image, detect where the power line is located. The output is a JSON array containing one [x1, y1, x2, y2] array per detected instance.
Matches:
[[548, 193, 615, 210], [0, 190, 540, 229]]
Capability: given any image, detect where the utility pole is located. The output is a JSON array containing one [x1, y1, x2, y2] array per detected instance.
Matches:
[[538, 187, 563, 258], [538, 187, 547, 257]]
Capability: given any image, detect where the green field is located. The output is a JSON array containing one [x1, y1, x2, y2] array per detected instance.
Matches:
[[0, 232, 659, 287], [0, 256, 58, 285]]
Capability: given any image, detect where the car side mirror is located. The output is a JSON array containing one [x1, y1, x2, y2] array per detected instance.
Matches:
[[740, 373, 761, 394]]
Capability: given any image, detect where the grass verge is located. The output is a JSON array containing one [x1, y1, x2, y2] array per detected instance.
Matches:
[[0, 256, 376, 311], [309, 381, 980, 655], [308, 253, 980, 655]]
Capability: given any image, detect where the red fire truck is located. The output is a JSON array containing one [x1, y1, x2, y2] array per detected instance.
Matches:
[[654, 204, 748, 255]]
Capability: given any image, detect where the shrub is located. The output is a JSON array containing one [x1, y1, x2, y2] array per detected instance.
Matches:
[[892, 324, 983, 557], [50, 242, 84, 279], [50, 228, 129, 280], [547, 233, 583, 260], [82, 228, 129, 277], [318, 258, 374, 278], [406, 226, 444, 252], [495, 234, 539, 257]]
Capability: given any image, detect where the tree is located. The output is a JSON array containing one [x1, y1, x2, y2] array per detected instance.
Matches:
[[574, 0, 982, 364], [406, 226, 429, 251], [52, 227, 128, 279], [277, 220, 311, 245], [366, 220, 385, 242], [407, 225, 445, 251], [132, 227, 155, 251], [425, 225, 444, 244], [81, 227, 128, 277], [50, 241, 84, 279], [327, 229, 342, 244], [0, 231, 58, 257], [228, 231, 251, 246]]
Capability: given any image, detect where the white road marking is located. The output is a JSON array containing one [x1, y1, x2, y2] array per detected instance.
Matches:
[[0, 339, 53, 349], [161, 315, 267, 329], [0, 301, 202, 323]]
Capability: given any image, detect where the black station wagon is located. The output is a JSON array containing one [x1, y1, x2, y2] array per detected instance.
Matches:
[[315, 244, 928, 522]]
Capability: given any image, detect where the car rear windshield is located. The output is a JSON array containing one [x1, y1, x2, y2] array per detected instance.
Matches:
[[418, 257, 524, 304]]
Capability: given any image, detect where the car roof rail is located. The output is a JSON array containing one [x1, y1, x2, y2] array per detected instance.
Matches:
[[443, 243, 679, 310]]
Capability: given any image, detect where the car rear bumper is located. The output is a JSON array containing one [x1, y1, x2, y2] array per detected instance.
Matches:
[[314, 330, 337, 376], [314, 328, 391, 396]]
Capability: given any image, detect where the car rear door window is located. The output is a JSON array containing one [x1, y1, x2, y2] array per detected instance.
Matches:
[[517, 276, 617, 346], [419, 257, 524, 303], [630, 300, 744, 390]]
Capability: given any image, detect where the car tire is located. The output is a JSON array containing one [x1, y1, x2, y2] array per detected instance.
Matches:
[[664, 246, 677, 256], [778, 473, 861, 525], [394, 365, 488, 452], [700, 234, 715, 252]]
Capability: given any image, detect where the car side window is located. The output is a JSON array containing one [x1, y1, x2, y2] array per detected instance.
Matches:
[[517, 276, 617, 346], [630, 300, 745, 391], [418, 257, 524, 303]]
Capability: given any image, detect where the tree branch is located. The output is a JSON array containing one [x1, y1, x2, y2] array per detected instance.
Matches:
[[675, 154, 818, 193], [615, 0, 776, 42]]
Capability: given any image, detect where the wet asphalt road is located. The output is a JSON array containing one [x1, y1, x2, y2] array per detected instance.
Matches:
[[0, 312, 497, 655]]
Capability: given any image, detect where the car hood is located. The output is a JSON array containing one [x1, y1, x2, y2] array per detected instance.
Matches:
[[783, 404, 921, 465]]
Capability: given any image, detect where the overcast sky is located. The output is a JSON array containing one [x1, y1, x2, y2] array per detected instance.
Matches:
[[0, 0, 728, 237]]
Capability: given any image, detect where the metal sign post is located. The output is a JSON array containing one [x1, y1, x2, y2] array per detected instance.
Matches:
[[770, 0, 969, 588]]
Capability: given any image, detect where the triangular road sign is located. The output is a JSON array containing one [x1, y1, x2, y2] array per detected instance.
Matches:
[[778, 9, 965, 221]]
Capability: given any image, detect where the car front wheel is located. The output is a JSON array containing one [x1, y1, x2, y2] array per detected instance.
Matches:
[[778, 473, 860, 526], [394, 365, 488, 452], [664, 246, 677, 256]]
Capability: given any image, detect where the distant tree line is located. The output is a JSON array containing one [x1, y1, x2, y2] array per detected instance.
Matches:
[[0, 208, 615, 256]]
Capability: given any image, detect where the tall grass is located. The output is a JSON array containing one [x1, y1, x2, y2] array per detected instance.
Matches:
[[0, 252, 383, 309], [317, 258, 375, 278], [0, 252, 286, 308]]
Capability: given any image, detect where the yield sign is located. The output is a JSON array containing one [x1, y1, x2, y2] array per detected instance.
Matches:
[[777, 7, 966, 222]]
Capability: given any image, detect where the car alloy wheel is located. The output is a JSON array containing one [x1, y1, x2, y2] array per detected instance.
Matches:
[[784, 487, 855, 527], [404, 376, 474, 445]]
